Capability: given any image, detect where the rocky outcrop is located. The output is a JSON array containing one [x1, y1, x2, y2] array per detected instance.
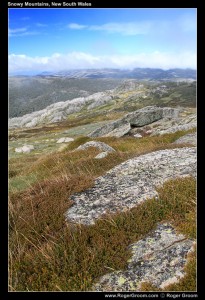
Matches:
[[150, 113, 196, 136], [15, 144, 34, 153], [66, 147, 196, 225], [173, 132, 197, 146], [76, 141, 115, 153], [88, 106, 180, 138], [88, 121, 131, 138], [8, 91, 113, 129], [93, 223, 195, 291]]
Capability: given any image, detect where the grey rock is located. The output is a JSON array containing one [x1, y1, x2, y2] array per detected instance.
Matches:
[[151, 113, 196, 136], [173, 133, 197, 146], [93, 223, 195, 291], [15, 144, 34, 153], [152, 123, 196, 136], [65, 147, 196, 225], [134, 133, 142, 138], [89, 106, 181, 138], [103, 123, 131, 138], [162, 107, 181, 118], [56, 137, 74, 143], [127, 106, 163, 127], [95, 152, 109, 159], [76, 141, 115, 153]]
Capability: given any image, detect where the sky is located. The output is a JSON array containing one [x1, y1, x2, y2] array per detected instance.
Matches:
[[8, 8, 197, 74]]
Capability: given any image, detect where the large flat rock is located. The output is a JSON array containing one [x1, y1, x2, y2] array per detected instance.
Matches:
[[65, 147, 196, 225]]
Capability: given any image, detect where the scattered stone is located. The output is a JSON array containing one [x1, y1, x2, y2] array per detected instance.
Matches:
[[173, 132, 197, 146], [57, 137, 74, 143], [76, 141, 115, 153], [93, 223, 195, 291], [66, 147, 196, 225], [134, 133, 142, 138], [95, 152, 109, 159], [15, 144, 34, 153]]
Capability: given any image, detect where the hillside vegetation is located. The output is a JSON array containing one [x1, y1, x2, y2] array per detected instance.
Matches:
[[8, 75, 197, 291]]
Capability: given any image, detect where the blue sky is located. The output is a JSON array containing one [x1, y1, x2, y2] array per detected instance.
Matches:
[[8, 8, 197, 74]]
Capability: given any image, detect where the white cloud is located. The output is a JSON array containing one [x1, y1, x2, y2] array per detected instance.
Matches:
[[90, 22, 151, 35], [9, 27, 39, 37], [67, 23, 88, 29], [8, 51, 196, 74], [67, 22, 151, 35], [36, 23, 48, 27], [9, 27, 27, 35], [21, 17, 30, 21]]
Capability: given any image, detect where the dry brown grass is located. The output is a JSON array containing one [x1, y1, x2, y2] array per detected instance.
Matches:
[[9, 129, 196, 291], [9, 176, 196, 291]]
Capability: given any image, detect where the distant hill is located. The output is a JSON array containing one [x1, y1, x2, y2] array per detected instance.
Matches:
[[9, 77, 123, 118], [9, 79, 196, 129], [37, 68, 196, 80], [9, 68, 196, 118]]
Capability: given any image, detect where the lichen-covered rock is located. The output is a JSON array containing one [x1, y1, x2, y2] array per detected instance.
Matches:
[[103, 123, 131, 138], [93, 223, 195, 291], [151, 114, 196, 136], [152, 123, 196, 136], [65, 147, 196, 225], [174, 132, 197, 146], [76, 141, 115, 153], [88, 106, 181, 138], [88, 106, 162, 137]]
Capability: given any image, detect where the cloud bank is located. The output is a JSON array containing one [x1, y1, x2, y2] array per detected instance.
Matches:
[[67, 22, 152, 35], [9, 51, 196, 74]]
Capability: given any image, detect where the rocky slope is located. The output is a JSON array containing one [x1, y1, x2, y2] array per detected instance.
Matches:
[[9, 80, 196, 129]]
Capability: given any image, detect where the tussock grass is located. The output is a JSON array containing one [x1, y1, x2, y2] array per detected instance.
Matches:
[[9, 176, 196, 291], [9, 128, 196, 291], [9, 130, 193, 193]]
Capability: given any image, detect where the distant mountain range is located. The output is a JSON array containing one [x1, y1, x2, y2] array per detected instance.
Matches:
[[37, 68, 196, 80], [9, 68, 196, 119]]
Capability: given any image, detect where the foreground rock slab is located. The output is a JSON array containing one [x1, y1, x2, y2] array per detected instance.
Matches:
[[93, 223, 195, 291], [66, 147, 196, 225]]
